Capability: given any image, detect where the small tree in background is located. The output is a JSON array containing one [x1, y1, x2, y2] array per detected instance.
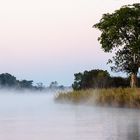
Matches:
[[49, 81, 58, 89], [19, 80, 33, 89], [36, 82, 44, 91]]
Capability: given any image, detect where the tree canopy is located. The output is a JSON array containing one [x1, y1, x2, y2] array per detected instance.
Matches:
[[72, 69, 140, 90], [72, 69, 110, 90], [93, 3, 140, 87]]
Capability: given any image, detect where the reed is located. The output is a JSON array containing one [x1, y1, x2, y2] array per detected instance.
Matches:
[[55, 88, 140, 108]]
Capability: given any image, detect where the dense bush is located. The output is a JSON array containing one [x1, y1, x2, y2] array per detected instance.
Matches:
[[72, 69, 140, 90], [72, 69, 110, 90]]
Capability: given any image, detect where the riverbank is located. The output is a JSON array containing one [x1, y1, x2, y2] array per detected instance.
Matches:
[[55, 88, 140, 108]]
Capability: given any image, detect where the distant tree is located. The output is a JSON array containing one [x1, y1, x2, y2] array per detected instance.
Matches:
[[19, 80, 33, 89], [36, 82, 44, 91], [93, 3, 140, 87], [0, 73, 17, 87], [49, 81, 58, 89], [0, 73, 37, 90], [58, 85, 65, 90], [72, 69, 110, 90]]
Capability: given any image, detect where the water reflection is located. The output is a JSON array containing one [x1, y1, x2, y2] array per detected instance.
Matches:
[[115, 109, 140, 140], [127, 122, 139, 140]]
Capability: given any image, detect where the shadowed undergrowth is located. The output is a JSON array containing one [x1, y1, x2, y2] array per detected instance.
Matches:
[[55, 88, 140, 108]]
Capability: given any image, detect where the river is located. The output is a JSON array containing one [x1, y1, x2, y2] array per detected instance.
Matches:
[[0, 91, 139, 140]]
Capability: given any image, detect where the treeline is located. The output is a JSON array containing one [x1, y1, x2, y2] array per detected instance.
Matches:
[[0, 73, 65, 91], [72, 69, 140, 90], [0, 73, 35, 90]]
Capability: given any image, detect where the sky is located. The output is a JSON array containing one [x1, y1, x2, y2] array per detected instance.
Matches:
[[0, 0, 139, 86]]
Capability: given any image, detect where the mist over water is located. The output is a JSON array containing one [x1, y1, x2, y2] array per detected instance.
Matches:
[[0, 91, 140, 140]]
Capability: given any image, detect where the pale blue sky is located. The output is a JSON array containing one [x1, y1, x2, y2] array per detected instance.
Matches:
[[0, 0, 139, 86]]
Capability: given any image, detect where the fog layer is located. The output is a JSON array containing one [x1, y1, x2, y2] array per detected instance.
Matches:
[[0, 91, 139, 140]]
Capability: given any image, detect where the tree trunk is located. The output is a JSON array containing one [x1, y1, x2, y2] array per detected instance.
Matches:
[[130, 73, 137, 88]]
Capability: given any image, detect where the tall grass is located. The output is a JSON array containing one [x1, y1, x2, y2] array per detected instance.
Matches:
[[55, 88, 140, 108]]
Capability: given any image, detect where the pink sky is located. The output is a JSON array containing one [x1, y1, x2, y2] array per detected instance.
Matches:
[[0, 0, 139, 85]]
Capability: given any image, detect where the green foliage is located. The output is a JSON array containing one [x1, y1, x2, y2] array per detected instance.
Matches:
[[72, 69, 140, 90], [108, 47, 140, 74], [93, 3, 140, 75], [110, 77, 130, 88], [72, 69, 110, 90]]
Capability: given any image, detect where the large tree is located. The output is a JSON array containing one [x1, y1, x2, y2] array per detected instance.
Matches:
[[93, 3, 140, 87]]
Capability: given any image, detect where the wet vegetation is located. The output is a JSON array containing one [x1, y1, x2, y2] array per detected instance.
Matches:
[[56, 69, 140, 108], [55, 88, 140, 108]]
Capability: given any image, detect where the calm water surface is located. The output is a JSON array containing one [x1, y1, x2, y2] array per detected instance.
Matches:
[[0, 92, 140, 140]]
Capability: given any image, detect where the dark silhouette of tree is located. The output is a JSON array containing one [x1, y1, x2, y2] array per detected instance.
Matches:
[[0, 73, 46, 90], [72, 69, 139, 90], [36, 82, 44, 91], [19, 80, 33, 89], [110, 77, 129, 88], [0, 73, 17, 87], [72, 69, 110, 90], [49, 81, 58, 89], [93, 3, 140, 87]]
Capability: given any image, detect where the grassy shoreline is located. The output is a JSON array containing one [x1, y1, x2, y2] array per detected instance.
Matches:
[[55, 88, 140, 108]]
